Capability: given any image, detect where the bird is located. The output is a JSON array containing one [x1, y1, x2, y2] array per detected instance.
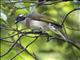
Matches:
[[15, 12, 62, 33]]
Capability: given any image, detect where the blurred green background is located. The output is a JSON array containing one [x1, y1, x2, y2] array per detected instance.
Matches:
[[0, 0, 80, 60]]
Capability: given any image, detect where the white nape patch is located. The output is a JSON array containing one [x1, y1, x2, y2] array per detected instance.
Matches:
[[19, 14, 24, 17]]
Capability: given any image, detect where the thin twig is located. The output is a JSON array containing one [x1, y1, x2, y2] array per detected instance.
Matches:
[[0, 1, 64, 5], [65, 26, 80, 31], [61, 8, 80, 26], [52, 31, 80, 50], [10, 36, 39, 60], [0, 33, 19, 39], [0, 34, 23, 57], [0, 38, 13, 43]]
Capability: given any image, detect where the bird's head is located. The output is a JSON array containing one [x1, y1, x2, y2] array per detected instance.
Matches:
[[15, 14, 26, 24]]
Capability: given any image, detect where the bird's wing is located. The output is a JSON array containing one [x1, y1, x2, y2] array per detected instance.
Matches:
[[28, 13, 57, 24], [27, 13, 62, 28]]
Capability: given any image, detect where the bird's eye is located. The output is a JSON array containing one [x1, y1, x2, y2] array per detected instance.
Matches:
[[19, 16, 25, 21], [15, 15, 25, 24], [16, 15, 25, 21]]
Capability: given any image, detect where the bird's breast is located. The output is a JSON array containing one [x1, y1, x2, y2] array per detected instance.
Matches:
[[26, 19, 49, 31]]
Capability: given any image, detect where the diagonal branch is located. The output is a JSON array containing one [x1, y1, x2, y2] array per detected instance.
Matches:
[[10, 36, 39, 60], [0, 34, 23, 57], [61, 8, 80, 26]]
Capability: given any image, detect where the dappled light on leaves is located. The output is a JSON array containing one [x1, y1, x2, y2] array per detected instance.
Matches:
[[0, 0, 80, 60]]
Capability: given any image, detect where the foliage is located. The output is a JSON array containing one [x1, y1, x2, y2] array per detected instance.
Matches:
[[0, 0, 80, 60]]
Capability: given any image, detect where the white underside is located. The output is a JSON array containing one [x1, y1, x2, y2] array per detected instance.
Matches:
[[30, 20, 48, 31], [22, 19, 56, 32]]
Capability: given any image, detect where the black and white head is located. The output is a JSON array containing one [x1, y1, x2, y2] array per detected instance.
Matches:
[[15, 14, 26, 24]]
